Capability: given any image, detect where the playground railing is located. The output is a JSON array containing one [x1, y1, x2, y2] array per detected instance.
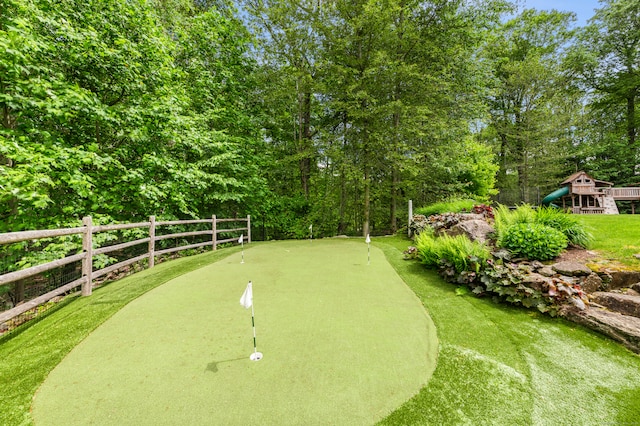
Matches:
[[606, 187, 640, 200]]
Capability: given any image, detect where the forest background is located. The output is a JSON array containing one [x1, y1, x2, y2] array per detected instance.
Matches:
[[1, 0, 639, 240]]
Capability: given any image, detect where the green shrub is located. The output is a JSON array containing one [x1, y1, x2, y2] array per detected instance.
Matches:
[[535, 207, 593, 248], [437, 234, 490, 273], [415, 231, 490, 273], [500, 223, 568, 260], [494, 204, 535, 237], [415, 199, 481, 216], [494, 204, 592, 251], [415, 230, 440, 268]]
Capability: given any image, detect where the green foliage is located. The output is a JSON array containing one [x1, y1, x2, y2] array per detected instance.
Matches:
[[414, 230, 440, 268], [415, 231, 490, 274], [500, 223, 568, 261], [415, 199, 483, 216], [495, 204, 592, 253], [494, 204, 536, 233], [535, 206, 592, 248]]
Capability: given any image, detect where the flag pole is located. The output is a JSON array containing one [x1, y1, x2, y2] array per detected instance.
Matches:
[[240, 281, 262, 361], [250, 301, 261, 360], [239, 234, 244, 264], [366, 234, 371, 265], [309, 224, 313, 242]]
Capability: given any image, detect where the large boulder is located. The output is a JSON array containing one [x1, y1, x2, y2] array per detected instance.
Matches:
[[446, 219, 494, 244]]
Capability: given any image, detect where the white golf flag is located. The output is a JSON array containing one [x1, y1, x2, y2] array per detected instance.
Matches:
[[238, 234, 243, 244], [365, 234, 371, 244], [240, 281, 252, 309]]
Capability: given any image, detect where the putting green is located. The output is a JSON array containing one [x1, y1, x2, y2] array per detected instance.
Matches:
[[32, 239, 437, 425]]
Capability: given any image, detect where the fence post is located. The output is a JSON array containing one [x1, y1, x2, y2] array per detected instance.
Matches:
[[247, 215, 251, 243], [408, 199, 413, 238], [149, 215, 156, 269], [212, 215, 217, 250], [82, 216, 93, 296]]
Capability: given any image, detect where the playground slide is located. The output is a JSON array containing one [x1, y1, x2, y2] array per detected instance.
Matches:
[[541, 186, 569, 206]]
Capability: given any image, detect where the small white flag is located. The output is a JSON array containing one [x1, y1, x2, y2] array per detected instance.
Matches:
[[309, 224, 313, 231], [365, 234, 371, 244], [240, 281, 252, 309], [238, 234, 243, 244]]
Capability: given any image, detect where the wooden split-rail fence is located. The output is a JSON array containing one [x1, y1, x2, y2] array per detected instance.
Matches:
[[0, 215, 250, 324]]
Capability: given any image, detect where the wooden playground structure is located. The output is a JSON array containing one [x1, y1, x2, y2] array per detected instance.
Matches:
[[542, 171, 640, 214]]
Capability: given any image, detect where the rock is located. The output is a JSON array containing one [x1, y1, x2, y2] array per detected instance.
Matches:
[[608, 271, 640, 290], [591, 292, 640, 319], [560, 306, 640, 354], [597, 271, 613, 289], [458, 213, 486, 221], [552, 261, 592, 277], [518, 263, 533, 273], [558, 275, 579, 285], [627, 289, 640, 297], [522, 273, 551, 292], [531, 261, 545, 270], [634, 254, 640, 260], [447, 219, 495, 244], [538, 266, 556, 277], [632, 283, 640, 293], [581, 273, 604, 293]]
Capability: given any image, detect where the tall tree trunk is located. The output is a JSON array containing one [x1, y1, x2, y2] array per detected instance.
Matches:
[[627, 86, 637, 148], [390, 169, 398, 233], [298, 87, 312, 198], [626, 90, 637, 182], [363, 119, 371, 237], [338, 170, 347, 234]]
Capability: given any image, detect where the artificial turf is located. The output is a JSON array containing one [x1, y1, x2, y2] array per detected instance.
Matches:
[[376, 237, 640, 425], [3, 235, 640, 425], [30, 240, 437, 425]]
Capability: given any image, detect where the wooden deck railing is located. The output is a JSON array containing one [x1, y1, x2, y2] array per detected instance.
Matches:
[[0, 215, 250, 324], [605, 187, 640, 200]]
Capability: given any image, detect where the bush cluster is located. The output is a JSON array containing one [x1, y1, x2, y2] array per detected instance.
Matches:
[[415, 199, 484, 217], [415, 231, 490, 275], [499, 223, 568, 261], [410, 202, 592, 316], [494, 205, 592, 261]]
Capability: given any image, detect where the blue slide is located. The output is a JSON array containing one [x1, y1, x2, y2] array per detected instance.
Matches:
[[541, 186, 569, 206]]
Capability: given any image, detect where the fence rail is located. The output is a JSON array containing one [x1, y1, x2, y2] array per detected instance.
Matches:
[[0, 215, 250, 324]]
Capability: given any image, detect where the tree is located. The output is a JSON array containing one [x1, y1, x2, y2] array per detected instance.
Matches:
[[483, 9, 580, 204], [567, 0, 640, 184]]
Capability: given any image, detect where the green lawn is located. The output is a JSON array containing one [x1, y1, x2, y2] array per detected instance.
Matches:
[[2, 234, 640, 425], [576, 215, 640, 268]]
